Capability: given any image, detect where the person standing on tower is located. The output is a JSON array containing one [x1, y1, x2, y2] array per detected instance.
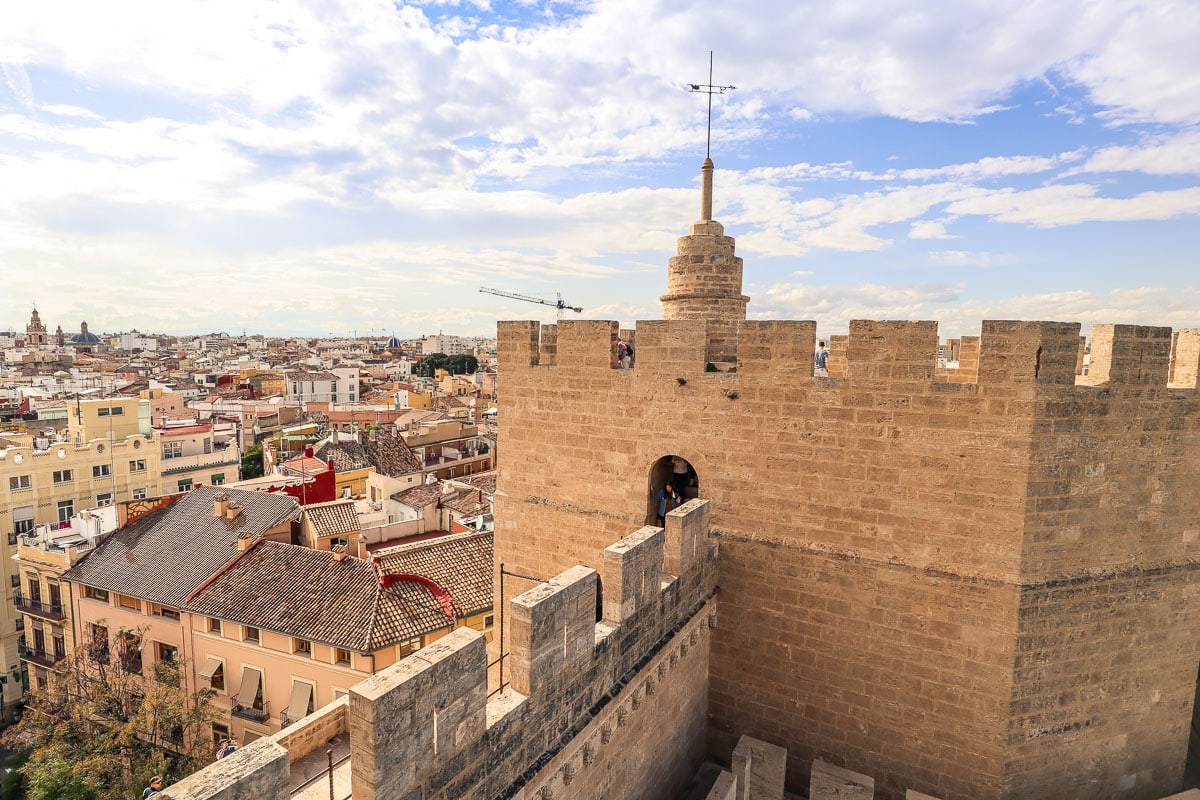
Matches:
[[814, 340, 830, 376]]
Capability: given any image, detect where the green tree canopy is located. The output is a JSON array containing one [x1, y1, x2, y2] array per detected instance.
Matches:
[[241, 443, 264, 479], [2, 627, 219, 800], [414, 353, 478, 377]]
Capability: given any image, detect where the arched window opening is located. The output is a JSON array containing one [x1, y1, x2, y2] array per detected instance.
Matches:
[[646, 455, 699, 526]]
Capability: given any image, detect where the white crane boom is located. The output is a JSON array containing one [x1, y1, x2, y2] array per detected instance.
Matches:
[[479, 286, 583, 320]]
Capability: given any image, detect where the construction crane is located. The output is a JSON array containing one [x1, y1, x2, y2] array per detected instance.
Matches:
[[479, 286, 583, 320]]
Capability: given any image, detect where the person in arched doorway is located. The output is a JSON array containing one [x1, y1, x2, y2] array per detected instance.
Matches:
[[671, 455, 692, 499], [651, 483, 681, 526]]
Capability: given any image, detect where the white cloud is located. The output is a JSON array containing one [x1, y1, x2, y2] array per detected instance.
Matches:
[[909, 220, 952, 240], [926, 250, 1017, 268]]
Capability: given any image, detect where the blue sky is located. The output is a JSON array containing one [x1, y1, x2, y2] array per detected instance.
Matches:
[[1, 0, 1198, 340]]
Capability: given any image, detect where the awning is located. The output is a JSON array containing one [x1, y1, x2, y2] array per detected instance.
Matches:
[[288, 680, 314, 719], [198, 657, 222, 681], [236, 666, 262, 707]]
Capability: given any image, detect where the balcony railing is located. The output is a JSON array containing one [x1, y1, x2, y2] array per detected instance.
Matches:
[[232, 700, 270, 723], [19, 645, 64, 669], [12, 591, 65, 621]]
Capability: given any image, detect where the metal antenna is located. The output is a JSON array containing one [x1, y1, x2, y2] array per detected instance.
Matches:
[[687, 51, 735, 159]]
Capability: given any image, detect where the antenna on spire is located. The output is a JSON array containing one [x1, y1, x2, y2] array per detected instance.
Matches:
[[687, 51, 735, 159]]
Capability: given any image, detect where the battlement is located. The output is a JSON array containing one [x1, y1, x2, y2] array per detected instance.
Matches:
[[497, 319, 1200, 392], [158, 500, 718, 800]]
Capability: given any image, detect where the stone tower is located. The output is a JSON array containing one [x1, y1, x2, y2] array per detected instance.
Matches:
[[25, 307, 47, 347], [660, 158, 748, 322]]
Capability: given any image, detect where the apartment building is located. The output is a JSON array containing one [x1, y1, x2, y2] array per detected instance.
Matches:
[[0, 396, 162, 711], [157, 422, 241, 494]]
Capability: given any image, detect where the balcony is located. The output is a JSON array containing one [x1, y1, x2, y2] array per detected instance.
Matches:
[[232, 700, 270, 723], [12, 591, 65, 621], [160, 448, 240, 476], [19, 645, 64, 669]]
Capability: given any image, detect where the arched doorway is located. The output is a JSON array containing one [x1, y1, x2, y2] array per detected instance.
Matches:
[[646, 454, 699, 526]]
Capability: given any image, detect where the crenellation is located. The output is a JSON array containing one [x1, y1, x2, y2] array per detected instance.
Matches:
[[1082, 323, 1174, 387], [845, 320, 939, 381], [539, 323, 558, 366], [736, 320, 817, 374], [601, 526, 664, 623], [509, 565, 599, 697], [628, 319, 710, 372], [349, 629, 488, 800], [554, 319, 618, 370], [1168, 328, 1200, 388], [664, 497, 708, 578], [828, 334, 849, 377], [975, 320, 1081, 388], [497, 320, 541, 368]]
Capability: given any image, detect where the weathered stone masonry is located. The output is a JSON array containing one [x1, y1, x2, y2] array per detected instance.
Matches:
[[494, 317, 1200, 800], [160, 499, 717, 800]]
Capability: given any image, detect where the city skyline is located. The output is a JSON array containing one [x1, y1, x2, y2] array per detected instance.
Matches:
[[2, 1, 1198, 339]]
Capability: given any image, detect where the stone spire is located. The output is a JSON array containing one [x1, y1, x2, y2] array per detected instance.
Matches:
[[659, 159, 748, 321]]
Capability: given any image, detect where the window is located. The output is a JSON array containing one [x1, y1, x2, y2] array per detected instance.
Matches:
[[211, 723, 230, 746], [157, 606, 180, 621], [163, 442, 183, 459], [483, 614, 495, 628], [117, 594, 141, 611], [177, 479, 193, 492], [53, 469, 73, 484], [93, 464, 111, 478], [89, 623, 109, 663], [210, 473, 225, 485], [14, 508, 34, 535], [398, 638, 421, 659], [200, 657, 225, 691], [9, 575, 18, 588], [97, 406, 124, 417], [208, 617, 222, 633], [83, 586, 109, 602], [96, 492, 113, 507], [119, 632, 142, 674], [56, 500, 74, 524], [6, 532, 14, 546], [9, 475, 31, 491], [293, 639, 311, 657], [154, 642, 179, 686], [331, 535, 349, 549], [244, 626, 260, 643], [53, 634, 66, 659], [129, 459, 146, 473], [132, 487, 147, 500], [335, 648, 352, 666]]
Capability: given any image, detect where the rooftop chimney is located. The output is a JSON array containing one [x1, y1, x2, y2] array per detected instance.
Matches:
[[332, 544, 348, 562], [236, 530, 253, 551], [214, 492, 230, 517], [225, 500, 242, 520]]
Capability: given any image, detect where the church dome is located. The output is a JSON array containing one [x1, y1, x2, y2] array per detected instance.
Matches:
[[386, 334, 402, 349], [70, 321, 101, 345]]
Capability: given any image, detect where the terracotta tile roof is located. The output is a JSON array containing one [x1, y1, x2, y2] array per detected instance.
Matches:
[[393, 482, 443, 508], [362, 430, 422, 477], [186, 539, 490, 651], [313, 439, 373, 472], [459, 470, 496, 495], [442, 487, 490, 518], [304, 499, 360, 538], [64, 486, 300, 608], [373, 530, 493, 617]]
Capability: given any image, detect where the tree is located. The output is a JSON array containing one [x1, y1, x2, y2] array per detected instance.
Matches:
[[414, 353, 478, 377], [241, 443, 264, 479], [2, 626, 219, 800]]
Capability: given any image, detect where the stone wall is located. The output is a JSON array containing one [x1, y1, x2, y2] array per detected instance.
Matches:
[[160, 502, 717, 800], [494, 317, 1200, 800]]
